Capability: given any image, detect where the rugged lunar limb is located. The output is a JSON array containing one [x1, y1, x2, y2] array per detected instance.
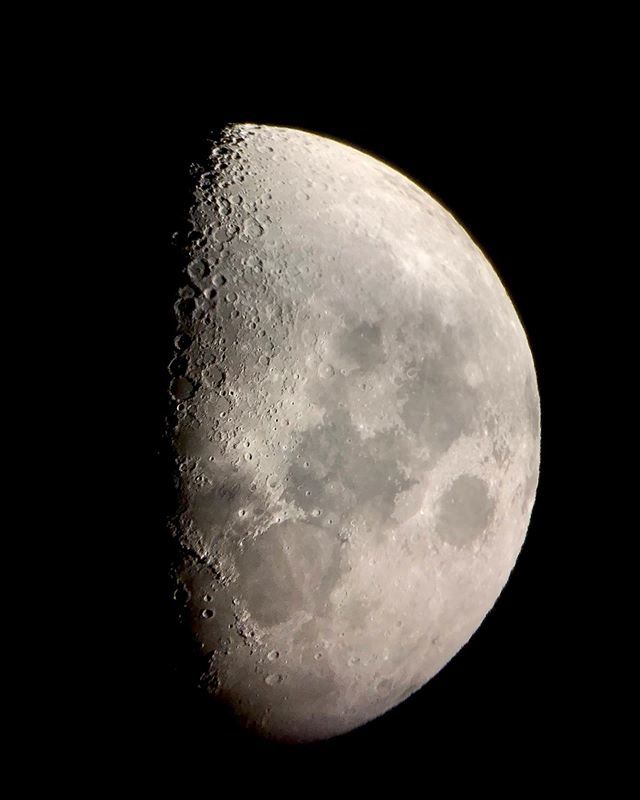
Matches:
[[168, 124, 540, 742]]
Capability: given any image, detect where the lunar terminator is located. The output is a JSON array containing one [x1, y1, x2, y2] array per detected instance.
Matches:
[[168, 124, 540, 742]]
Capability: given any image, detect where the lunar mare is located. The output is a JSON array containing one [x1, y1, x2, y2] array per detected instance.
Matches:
[[168, 124, 540, 742]]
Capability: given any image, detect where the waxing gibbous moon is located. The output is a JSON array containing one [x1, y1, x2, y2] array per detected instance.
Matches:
[[168, 124, 540, 743]]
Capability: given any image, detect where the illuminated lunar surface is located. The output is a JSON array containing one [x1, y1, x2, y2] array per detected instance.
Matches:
[[168, 124, 540, 743]]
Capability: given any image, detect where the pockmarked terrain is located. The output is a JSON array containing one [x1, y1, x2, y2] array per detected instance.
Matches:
[[167, 124, 540, 742]]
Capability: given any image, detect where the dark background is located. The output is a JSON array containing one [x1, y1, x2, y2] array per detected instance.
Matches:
[[107, 83, 606, 783]]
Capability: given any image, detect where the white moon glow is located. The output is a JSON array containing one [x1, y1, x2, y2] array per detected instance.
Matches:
[[168, 124, 540, 742]]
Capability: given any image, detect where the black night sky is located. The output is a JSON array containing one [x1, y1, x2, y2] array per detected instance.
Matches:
[[100, 61, 612, 787]]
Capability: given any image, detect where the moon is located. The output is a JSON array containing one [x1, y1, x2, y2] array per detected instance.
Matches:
[[168, 124, 540, 742]]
